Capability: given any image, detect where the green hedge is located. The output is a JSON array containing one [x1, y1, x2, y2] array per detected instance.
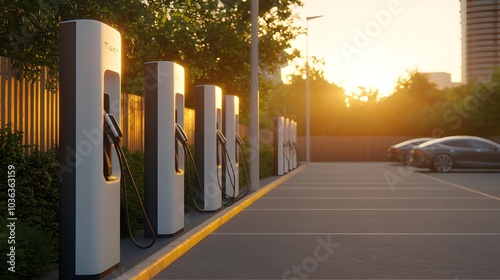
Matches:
[[0, 124, 59, 279]]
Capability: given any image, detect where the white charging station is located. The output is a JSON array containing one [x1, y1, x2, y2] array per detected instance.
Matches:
[[291, 120, 297, 169], [287, 119, 292, 171], [274, 116, 285, 176], [144, 61, 185, 237], [284, 118, 290, 174], [59, 20, 121, 279], [194, 85, 223, 211], [222, 95, 240, 198]]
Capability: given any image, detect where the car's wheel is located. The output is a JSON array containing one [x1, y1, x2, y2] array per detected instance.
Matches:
[[432, 154, 453, 173], [402, 152, 412, 165]]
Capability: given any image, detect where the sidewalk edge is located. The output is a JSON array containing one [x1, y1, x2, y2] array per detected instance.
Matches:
[[117, 163, 307, 280]]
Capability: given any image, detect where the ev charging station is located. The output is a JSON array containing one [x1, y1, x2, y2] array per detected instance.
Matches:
[[284, 118, 291, 174], [275, 116, 299, 175], [222, 95, 240, 198], [194, 85, 223, 211], [59, 20, 121, 278], [274, 116, 285, 175], [144, 61, 185, 237], [287, 119, 294, 170], [291, 120, 297, 169]]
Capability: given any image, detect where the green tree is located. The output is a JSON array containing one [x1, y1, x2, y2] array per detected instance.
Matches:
[[434, 71, 500, 136], [0, 0, 157, 92], [267, 57, 346, 135], [148, 0, 303, 120], [376, 71, 443, 136], [1, 0, 304, 122]]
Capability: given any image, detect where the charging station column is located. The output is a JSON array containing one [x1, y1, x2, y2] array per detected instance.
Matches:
[[288, 119, 294, 170], [274, 116, 285, 175], [222, 95, 240, 198], [144, 61, 185, 237], [284, 118, 290, 174], [292, 120, 298, 168], [194, 85, 223, 211], [59, 20, 121, 279]]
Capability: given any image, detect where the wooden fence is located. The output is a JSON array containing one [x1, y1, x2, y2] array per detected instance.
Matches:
[[0, 56, 150, 152], [296, 136, 500, 162], [0, 56, 59, 151], [119, 95, 196, 151], [120, 94, 144, 152], [1, 56, 212, 153]]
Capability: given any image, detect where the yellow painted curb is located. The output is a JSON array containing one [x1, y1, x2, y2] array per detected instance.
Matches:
[[118, 164, 306, 280]]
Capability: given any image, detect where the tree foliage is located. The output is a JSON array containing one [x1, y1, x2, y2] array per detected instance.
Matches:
[[1, 0, 303, 120], [270, 68, 500, 136]]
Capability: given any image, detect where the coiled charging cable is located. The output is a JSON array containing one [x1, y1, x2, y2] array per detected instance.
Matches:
[[221, 134, 251, 206], [175, 124, 206, 212], [105, 113, 156, 249], [174, 124, 250, 211], [219, 136, 237, 206]]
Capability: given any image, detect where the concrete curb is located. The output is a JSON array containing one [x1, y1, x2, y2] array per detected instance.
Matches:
[[116, 163, 307, 280]]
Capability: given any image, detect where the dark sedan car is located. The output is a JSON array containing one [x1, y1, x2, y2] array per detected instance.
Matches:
[[409, 136, 500, 172], [387, 137, 435, 164]]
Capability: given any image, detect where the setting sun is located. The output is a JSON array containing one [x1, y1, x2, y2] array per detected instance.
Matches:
[[283, 0, 462, 99], [329, 65, 405, 98]]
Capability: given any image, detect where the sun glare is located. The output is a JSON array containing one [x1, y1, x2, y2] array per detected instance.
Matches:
[[281, 63, 405, 101], [325, 67, 404, 100], [284, 0, 462, 105]]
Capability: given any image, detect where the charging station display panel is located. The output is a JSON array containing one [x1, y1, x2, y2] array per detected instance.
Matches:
[[59, 19, 121, 278], [144, 61, 185, 237]]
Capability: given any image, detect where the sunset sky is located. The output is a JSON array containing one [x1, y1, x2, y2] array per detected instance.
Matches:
[[282, 0, 462, 97]]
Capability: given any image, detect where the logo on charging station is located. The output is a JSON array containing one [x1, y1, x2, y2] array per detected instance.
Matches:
[[104, 41, 119, 54]]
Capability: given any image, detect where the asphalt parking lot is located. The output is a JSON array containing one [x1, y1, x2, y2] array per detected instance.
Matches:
[[153, 162, 500, 280]]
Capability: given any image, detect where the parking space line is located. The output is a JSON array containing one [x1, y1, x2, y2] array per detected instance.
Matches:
[[212, 232, 500, 236], [244, 208, 500, 211], [274, 187, 459, 190], [261, 197, 490, 200], [417, 173, 500, 201]]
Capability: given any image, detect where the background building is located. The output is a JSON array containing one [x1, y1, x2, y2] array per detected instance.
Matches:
[[461, 0, 500, 83], [421, 72, 460, 89]]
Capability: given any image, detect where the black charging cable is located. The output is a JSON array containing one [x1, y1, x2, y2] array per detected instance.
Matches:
[[222, 135, 252, 206], [114, 141, 156, 249], [175, 125, 206, 212], [104, 114, 156, 249], [219, 137, 238, 206], [232, 135, 251, 202], [175, 126, 249, 211], [283, 140, 291, 168], [288, 140, 296, 168], [182, 142, 205, 212]]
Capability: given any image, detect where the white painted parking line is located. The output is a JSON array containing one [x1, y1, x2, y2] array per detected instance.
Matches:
[[245, 208, 500, 211], [417, 173, 500, 201], [282, 182, 444, 185], [212, 232, 500, 236], [275, 186, 459, 190], [261, 197, 490, 200], [282, 182, 407, 185]]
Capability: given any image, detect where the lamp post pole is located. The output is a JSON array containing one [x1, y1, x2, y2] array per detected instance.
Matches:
[[250, 0, 259, 190], [305, 15, 323, 163]]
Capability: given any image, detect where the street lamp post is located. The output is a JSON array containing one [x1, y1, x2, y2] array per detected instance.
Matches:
[[250, 0, 259, 190], [305, 15, 323, 163]]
